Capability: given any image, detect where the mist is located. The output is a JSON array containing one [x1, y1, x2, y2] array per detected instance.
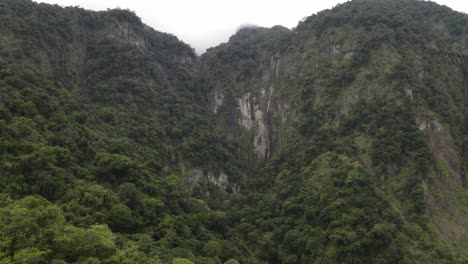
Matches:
[[34, 0, 468, 54]]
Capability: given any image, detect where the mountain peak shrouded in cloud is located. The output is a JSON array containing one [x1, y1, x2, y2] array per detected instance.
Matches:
[[33, 0, 467, 54]]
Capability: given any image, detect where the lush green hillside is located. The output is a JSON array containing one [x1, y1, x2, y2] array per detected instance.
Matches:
[[0, 0, 467, 263], [202, 1, 468, 262], [0, 0, 244, 263]]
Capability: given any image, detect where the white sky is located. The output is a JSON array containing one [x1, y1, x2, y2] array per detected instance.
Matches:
[[34, 0, 468, 54]]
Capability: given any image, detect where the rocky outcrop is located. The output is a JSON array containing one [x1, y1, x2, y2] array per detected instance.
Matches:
[[203, 26, 292, 164], [207, 52, 286, 161], [232, 54, 282, 159], [211, 90, 224, 114], [105, 21, 146, 48], [416, 115, 468, 246], [183, 169, 240, 194], [416, 116, 462, 184]]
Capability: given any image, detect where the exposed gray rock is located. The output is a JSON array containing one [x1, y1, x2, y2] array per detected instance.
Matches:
[[184, 169, 240, 194], [107, 22, 146, 48], [212, 90, 224, 114]]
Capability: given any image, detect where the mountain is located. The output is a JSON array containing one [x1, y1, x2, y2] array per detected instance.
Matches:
[[0, 0, 467, 263]]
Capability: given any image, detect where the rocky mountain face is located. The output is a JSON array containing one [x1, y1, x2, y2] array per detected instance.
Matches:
[[205, 0, 468, 262], [0, 0, 467, 263], [202, 26, 292, 163]]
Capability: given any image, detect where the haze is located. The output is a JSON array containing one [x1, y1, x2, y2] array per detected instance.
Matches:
[[34, 0, 468, 54]]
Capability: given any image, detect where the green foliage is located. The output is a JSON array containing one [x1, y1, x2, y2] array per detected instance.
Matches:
[[0, 196, 118, 263], [203, 241, 222, 258], [224, 259, 240, 264], [202, 0, 467, 263], [106, 204, 136, 233], [54, 225, 116, 262], [0, 0, 467, 263], [172, 258, 194, 264], [0, 196, 65, 256], [12, 248, 49, 264]]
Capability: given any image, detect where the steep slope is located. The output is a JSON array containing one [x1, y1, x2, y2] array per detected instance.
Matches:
[[202, 26, 292, 166], [202, 0, 468, 263], [0, 0, 245, 263], [0, 0, 467, 263]]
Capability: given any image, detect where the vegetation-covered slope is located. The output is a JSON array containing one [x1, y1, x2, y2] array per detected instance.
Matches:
[[0, 0, 243, 263], [0, 0, 467, 263], [204, 0, 468, 263]]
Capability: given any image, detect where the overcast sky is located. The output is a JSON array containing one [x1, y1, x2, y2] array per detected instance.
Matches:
[[34, 0, 468, 54]]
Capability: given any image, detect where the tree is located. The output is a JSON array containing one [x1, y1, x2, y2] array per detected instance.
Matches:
[[106, 204, 136, 233], [172, 258, 194, 264], [12, 248, 49, 264]]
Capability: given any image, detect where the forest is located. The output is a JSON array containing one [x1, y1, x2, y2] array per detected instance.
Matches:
[[0, 0, 467, 263]]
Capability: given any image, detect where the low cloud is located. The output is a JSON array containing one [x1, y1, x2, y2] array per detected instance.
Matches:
[[35, 0, 468, 55]]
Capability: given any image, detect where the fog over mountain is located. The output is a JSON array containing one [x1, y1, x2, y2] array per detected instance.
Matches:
[[34, 0, 468, 53]]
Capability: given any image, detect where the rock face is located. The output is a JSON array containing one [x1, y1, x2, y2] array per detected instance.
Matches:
[[416, 115, 468, 245], [231, 54, 281, 159], [183, 169, 240, 194], [211, 90, 224, 114], [202, 27, 291, 163], [107, 22, 146, 48]]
